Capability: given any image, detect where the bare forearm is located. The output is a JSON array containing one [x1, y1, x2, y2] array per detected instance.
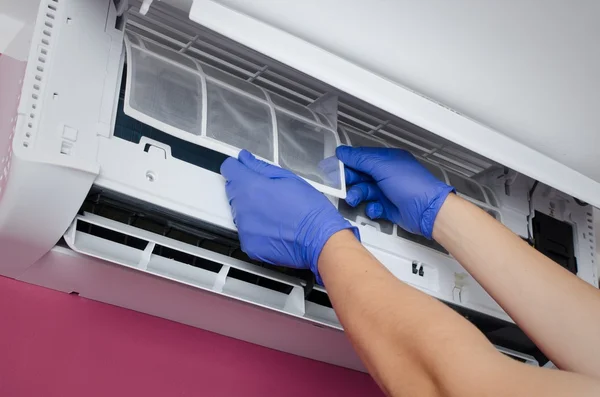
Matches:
[[319, 231, 513, 396], [433, 194, 600, 377], [319, 230, 600, 396]]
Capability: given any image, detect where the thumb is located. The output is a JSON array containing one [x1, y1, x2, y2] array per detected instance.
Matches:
[[238, 149, 295, 179], [220, 156, 258, 182]]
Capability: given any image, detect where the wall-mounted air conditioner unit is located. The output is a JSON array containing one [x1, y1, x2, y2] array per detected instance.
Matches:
[[0, 0, 597, 371]]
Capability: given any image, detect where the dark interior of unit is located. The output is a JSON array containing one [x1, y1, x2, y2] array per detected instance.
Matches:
[[532, 211, 578, 275], [445, 302, 546, 364]]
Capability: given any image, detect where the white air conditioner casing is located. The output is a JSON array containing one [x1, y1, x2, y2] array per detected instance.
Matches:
[[0, 0, 596, 371]]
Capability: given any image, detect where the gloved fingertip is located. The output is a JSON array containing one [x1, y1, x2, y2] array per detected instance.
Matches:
[[220, 156, 241, 179], [335, 145, 352, 160], [238, 149, 277, 176], [237, 149, 256, 165], [365, 202, 384, 219], [345, 189, 360, 207]]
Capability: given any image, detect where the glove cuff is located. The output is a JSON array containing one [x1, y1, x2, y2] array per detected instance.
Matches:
[[296, 208, 361, 285], [420, 185, 455, 239]]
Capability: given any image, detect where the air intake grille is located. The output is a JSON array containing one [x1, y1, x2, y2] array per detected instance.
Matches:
[[122, 1, 495, 177]]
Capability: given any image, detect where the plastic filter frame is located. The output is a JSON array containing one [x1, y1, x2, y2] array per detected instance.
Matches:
[[123, 32, 346, 198]]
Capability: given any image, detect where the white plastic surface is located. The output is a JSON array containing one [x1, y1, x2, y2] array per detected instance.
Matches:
[[123, 32, 346, 198], [189, 0, 600, 209], [0, 0, 121, 277]]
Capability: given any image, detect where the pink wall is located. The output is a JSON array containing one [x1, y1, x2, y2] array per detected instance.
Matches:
[[0, 276, 381, 396]]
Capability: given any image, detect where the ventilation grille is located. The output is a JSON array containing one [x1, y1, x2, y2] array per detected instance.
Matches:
[[68, 193, 339, 329], [122, 1, 496, 177], [24, 0, 61, 149], [585, 210, 596, 280]]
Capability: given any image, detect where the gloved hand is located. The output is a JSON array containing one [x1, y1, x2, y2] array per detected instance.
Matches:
[[336, 146, 454, 239], [221, 149, 360, 284]]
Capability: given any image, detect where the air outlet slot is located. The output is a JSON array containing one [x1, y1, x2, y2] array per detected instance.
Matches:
[[152, 244, 222, 273], [227, 267, 293, 295], [306, 289, 333, 309], [76, 220, 147, 250]]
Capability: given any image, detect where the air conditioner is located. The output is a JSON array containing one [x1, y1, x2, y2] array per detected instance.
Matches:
[[1, 0, 597, 371]]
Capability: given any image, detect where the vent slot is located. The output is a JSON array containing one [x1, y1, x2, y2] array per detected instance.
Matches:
[[152, 244, 222, 273], [76, 220, 147, 250], [227, 267, 294, 295], [306, 289, 333, 309]]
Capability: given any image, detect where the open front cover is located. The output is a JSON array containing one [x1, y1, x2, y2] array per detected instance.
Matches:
[[123, 31, 347, 199]]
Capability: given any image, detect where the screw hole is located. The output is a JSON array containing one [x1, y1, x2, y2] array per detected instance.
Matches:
[[66, 17, 72, 24], [23, 142, 29, 148], [146, 171, 156, 182], [26, 132, 31, 138], [53, 93, 59, 99]]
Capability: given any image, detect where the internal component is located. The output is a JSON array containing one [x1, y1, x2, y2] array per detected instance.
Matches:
[[532, 211, 578, 274]]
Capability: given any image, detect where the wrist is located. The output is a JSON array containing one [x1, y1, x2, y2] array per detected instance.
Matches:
[[298, 209, 360, 284], [431, 192, 459, 241], [317, 228, 361, 284], [420, 185, 455, 239]]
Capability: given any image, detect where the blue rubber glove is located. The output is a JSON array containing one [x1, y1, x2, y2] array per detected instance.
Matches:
[[336, 146, 454, 239], [221, 150, 360, 284]]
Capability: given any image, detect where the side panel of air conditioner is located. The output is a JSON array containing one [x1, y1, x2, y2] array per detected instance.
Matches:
[[0, 0, 123, 277]]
